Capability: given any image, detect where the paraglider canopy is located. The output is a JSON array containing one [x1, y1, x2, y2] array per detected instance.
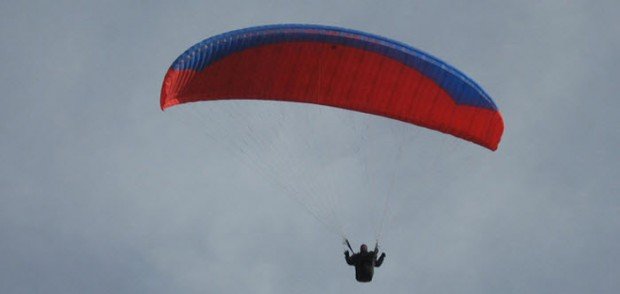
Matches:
[[161, 24, 503, 150]]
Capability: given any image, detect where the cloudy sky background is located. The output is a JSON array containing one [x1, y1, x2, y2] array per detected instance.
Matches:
[[1, 1, 619, 293]]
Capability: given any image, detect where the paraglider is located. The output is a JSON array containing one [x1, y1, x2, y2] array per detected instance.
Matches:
[[344, 240, 386, 282], [160, 24, 504, 282], [161, 24, 503, 150]]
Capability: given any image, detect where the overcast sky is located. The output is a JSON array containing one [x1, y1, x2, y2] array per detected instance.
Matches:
[[1, 1, 619, 293]]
